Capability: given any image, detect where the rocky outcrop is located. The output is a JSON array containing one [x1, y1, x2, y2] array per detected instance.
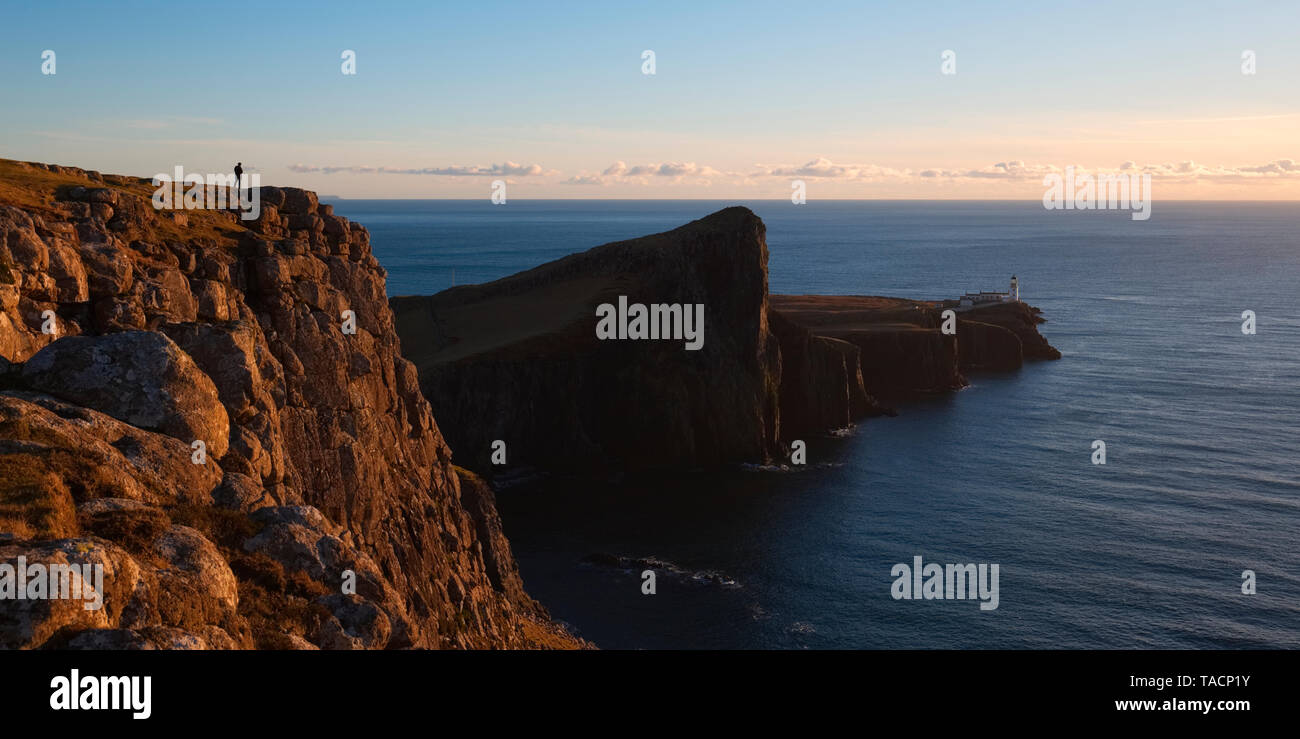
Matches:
[[20, 331, 231, 458], [771, 294, 1060, 397], [767, 308, 885, 436], [958, 301, 1063, 367], [0, 158, 581, 649], [769, 295, 965, 396]]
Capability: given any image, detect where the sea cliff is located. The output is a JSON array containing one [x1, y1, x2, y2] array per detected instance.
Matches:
[[0, 159, 582, 649], [391, 207, 1060, 475]]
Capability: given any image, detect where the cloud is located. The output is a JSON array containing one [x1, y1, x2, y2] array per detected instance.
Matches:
[[755, 157, 905, 179], [562, 174, 606, 185], [598, 161, 725, 180], [282, 156, 1300, 189], [287, 162, 551, 176], [1120, 159, 1300, 179], [868, 158, 1300, 182], [915, 161, 1061, 180]]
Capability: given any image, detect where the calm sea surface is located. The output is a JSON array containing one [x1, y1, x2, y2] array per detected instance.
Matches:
[[331, 199, 1300, 649]]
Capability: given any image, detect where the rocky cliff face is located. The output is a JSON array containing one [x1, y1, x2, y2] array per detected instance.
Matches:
[[766, 308, 885, 436], [0, 159, 581, 649], [957, 301, 1063, 370], [392, 207, 784, 472], [393, 210, 1060, 476], [770, 294, 1061, 397], [768, 295, 965, 395]]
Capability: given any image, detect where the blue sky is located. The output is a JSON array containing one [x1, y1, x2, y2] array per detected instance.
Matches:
[[3, 0, 1298, 197]]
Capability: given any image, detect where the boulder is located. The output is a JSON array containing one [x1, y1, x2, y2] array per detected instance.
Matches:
[[20, 331, 229, 457]]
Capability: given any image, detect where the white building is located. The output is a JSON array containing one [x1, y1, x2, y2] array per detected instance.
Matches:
[[954, 276, 1020, 310]]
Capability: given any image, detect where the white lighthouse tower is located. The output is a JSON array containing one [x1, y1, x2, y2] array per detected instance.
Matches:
[[1009, 275, 1019, 302]]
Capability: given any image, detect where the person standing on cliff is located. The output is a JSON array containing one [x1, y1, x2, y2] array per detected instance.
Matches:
[[233, 162, 244, 207]]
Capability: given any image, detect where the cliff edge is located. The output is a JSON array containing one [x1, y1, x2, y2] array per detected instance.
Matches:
[[392, 207, 788, 472], [0, 159, 583, 649]]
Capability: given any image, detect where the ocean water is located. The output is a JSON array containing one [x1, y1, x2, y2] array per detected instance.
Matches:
[[331, 199, 1300, 649]]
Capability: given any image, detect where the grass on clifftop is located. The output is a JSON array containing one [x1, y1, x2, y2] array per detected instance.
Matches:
[[0, 158, 246, 244]]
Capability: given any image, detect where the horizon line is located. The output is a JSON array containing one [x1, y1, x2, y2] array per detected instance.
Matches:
[[315, 197, 1300, 203]]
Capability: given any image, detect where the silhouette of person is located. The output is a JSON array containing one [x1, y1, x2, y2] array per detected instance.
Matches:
[[234, 162, 244, 205]]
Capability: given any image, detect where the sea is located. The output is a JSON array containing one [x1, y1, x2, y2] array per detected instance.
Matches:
[[328, 199, 1300, 649]]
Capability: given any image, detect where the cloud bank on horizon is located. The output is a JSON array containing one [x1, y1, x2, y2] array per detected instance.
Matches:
[[282, 156, 1300, 187]]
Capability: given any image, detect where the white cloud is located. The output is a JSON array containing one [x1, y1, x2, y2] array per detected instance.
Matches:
[[756, 157, 905, 179], [287, 162, 551, 176], [596, 161, 725, 181], [562, 174, 605, 185], [283, 156, 1300, 189]]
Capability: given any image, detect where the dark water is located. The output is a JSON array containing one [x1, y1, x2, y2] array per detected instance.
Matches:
[[332, 199, 1300, 649]]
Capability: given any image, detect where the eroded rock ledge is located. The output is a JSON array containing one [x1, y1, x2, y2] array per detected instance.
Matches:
[[0, 159, 583, 649], [392, 207, 1059, 474]]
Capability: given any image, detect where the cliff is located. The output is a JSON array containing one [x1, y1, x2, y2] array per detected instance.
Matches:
[[391, 207, 784, 472], [957, 301, 1063, 368], [769, 295, 965, 395], [393, 209, 1059, 475], [0, 159, 583, 649], [769, 295, 1061, 396]]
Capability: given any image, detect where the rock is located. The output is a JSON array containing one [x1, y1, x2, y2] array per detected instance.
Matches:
[[152, 525, 239, 614], [961, 301, 1062, 361], [66, 627, 209, 650], [771, 295, 966, 396], [140, 266, 197, 322], [278, 188, 318, 215], [0, 392, 223, 509], [456, 469, 544, 613], [67, 187, 119, 206], [46, 243, 89, 302], [321, 215, 350, 237], [190, 279, 229, 320], [91, 296, 147, 332], [0, 161, 583, 651], [212, 471, 273, 512], [280, 633, 319, 650], [243, 505, 340, 581], [316, 594, 391, 649], [0, 538, 142, 648], [392, 207, 780, 472], [286, 213, 324, 232], [7, 227, 49, 272], [957, 319, 1023, 371], [78, 243, 134, 297], [20, 331, 230, 457], [256, 186, 287, 208], [768, 308, 883, 437]]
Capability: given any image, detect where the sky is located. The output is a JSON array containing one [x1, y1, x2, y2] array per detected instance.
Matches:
[[2, 0, 1298, 199]]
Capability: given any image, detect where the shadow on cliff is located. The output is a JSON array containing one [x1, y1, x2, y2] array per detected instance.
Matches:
[[390, 207, 1060, 478]]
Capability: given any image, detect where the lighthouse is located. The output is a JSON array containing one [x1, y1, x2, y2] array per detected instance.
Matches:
[[1009, 275, 1019, 302]]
